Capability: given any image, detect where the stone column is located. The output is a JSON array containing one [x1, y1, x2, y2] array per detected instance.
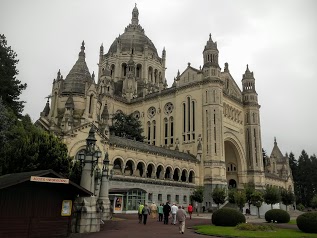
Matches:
[[80, 154, 95, 193], [98, 171, 111, 221]]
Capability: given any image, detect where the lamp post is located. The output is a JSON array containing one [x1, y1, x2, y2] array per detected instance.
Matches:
[[98, 151, 113, 220], [79, 127, 102, 193]]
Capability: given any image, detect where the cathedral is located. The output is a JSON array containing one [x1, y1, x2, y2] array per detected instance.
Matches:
[[36, 5, 293, 212]]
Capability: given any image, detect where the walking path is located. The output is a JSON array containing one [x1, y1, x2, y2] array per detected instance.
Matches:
[[70, 212, 300, 238]]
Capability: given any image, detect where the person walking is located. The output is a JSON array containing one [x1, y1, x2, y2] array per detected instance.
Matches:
[[142, 204, 151, 225], [150, 202, 157, 219], [176, 205, 187, 234], [158, 203, 163, 222], [187, 203, 193, 219], [163, 202, 171, 224], [171, 203, 178, 225], [138, 202, 144, 223]]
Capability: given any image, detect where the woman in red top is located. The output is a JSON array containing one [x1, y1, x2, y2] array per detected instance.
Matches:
[[187, 204, 193, 219]]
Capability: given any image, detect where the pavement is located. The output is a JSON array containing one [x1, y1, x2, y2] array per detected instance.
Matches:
[[70, 212, 300, 238]]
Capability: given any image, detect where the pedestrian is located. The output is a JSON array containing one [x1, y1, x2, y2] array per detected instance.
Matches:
[[187, 203, 193, 219], [158, 203, 163, 222], [176, 205, 187, 234], [142, 204, 151, 225], [171, 203, 178, 225], [138, 202, 144, 223], [150, 202, 157, 219], [163, 202, 171, 224]]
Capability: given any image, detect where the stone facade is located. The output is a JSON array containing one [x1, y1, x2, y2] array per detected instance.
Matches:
[[36, 5, 293, 211]]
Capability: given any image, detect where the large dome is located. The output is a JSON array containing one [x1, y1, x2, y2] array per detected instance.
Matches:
[[107, 5, 159, 57]]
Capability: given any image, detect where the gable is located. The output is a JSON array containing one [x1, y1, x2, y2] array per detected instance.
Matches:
[[177, 66, 202, 87], [223, 73, 242, 101]]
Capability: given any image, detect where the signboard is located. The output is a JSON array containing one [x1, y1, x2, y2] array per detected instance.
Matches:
[[114, 196, 123, 212], [61, 200, 72, 216], [30, 176, 69, 184]]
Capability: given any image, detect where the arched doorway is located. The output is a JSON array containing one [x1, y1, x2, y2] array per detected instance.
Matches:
[[228, 179, 237, 189], [224, 140, 241, 188]]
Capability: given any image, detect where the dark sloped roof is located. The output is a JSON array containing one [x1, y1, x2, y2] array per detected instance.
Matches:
[[109, 135, 198, 162], [0, 169, 92, 196]]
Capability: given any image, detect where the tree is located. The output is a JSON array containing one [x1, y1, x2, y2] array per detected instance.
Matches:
[[0, 34, 27, 117], [311, 194, 317, 209], [110, 111, 145, 142], [0, 113, 72, 177], [212, 187, 226, 209], [244, 182, 255, 211], [234, 190, 247, 213], [190, 186, 204, 214], [228, 188, 236, 204], [296, 150, 316, 207], [251, 190, 264, 218], [280, 188, 295, 211], [263, 185, 281, 209]]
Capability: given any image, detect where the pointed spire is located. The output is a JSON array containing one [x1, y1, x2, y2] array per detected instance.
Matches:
[[162, 47, 166, 58], [177, 69, 180, 78], [92, 71, 95, 82], [242, 64, 254, 79], [57, 69, 61, 80], [41, 98, 50, 117], [79, 40, 85, 58], [131, 3, 139, 25], [204, 33, 217, 51], [99, 43, 104, 55]]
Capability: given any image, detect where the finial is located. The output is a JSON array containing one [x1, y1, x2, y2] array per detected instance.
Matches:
[[188, 62, 191, 67], [224, 62, 229, 72], [209, 33, 211, 40], [274, 137, 277, 144], [177, 69, 180, 77], [135, 3, 137, 7], [246, 64, 249, 71], [92, 71, 95, 79], [57, 69, 61, 80], [79, 41, 86, 58]]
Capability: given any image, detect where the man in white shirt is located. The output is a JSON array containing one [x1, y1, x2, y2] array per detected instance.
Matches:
[[171, 203, 178, 225]]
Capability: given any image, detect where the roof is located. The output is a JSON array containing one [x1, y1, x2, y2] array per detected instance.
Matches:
[[62, 42, 92, 95], [0, 169, 92, 196], [109, 135, 198, 162]]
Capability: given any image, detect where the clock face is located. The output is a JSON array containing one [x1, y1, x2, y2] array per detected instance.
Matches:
[[164, 102, 174, 115]]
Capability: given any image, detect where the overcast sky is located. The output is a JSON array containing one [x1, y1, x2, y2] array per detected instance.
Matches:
[[1, 0, 316, 158]]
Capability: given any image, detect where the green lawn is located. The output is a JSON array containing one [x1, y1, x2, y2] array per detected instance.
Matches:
[[194, 225, 316, 238], [289, 219, 297, 224]]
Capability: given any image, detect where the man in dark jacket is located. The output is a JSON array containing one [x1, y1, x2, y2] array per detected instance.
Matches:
[[163, 202, 171, 224]]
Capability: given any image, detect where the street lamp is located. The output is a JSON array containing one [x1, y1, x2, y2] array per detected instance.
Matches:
[[79, 126, 102, 192]]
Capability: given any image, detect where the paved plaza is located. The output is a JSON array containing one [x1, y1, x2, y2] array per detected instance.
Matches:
[[70, 212, 299, 238]]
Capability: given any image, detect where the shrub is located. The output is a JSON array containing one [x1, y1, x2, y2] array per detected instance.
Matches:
[[212, 208, 246, 226], [296, 212, 317, 233], [235, 223, 276, 231], [265, 209, 290, 223], [297, 203, 305, 211]]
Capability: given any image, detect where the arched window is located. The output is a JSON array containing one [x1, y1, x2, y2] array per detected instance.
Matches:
[[183, 97, 196, 142], [89, 94, 93, 114], [147, 122, 151, 144]]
